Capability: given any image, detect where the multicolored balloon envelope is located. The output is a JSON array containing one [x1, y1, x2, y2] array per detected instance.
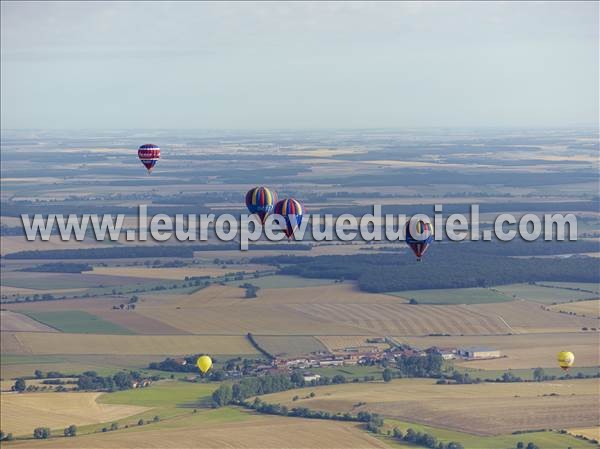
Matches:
[[196, 355, 212, 374], [245, 186, 277, 224], [557, 351, 574, 371], [273, 198, 304, 239], [405, 217, 434, 261], [138, 144, 160, 173]]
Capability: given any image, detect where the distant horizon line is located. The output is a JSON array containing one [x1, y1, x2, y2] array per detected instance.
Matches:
[[1, 125, 599, 132]]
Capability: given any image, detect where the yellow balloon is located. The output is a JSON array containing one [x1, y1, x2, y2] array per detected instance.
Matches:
[[196, 355, 212, 374], [557, 351, 574, 371]]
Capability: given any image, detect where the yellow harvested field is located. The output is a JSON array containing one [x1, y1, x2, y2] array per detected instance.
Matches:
[[5, 414, 388, 449], [549, 300, 600, 318], [1, 392, 149, 436], [0, 286, 86, 298], [256, 284, 404, 305], [137, 285, 516, 335], [87, 265, 269, 280], [295, 302, 509, 335], [137, 286, 372, 335], [401, 332, 600, 369], [0, 235, 110, 255], [568, 427, 600, 441], [468, 300, 598, 333], [316, 336, 390, 352], [1, 332, 258, 355], [0, 311, 58, 332], [0, 332, 27, 353], [0, 378, 78, 392], [259, 378, 600, 436]]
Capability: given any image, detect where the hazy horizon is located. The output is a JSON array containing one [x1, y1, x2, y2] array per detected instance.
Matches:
[[2, 1, 598, 130]]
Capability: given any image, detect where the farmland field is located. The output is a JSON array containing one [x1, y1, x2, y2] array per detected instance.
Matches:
[[88, 264, 270, 280], [386, 288, 511, 305], [0, 311, 58, 332], [1, 392, 149, 436], [294, 302, 510, 335], [0, 354, 163, 379], [4, 413, 388, 449], [258, 378, 600, 435], [467, 300, 598, 333], [228, 275, 337, 289], [567, 427, 600, 441], [316, 335, 390, 352], [0, 332, 259, 356], [251, 335, 329, 357], [380, 419, 598, 449], [133, 283, 519, 336], [493, 283, 599, 304], [1, 272, 149, 290], [549, 299, 600, 318], [537, 282, 600, 294], [22, 311, 135, 334], [4, 297, 194, 335], [402, 332, 600, 369]]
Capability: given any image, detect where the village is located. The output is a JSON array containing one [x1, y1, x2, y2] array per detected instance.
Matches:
[[251, 341, 502, 380]]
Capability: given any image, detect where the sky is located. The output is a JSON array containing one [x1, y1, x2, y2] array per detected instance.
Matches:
[[1, 1, 598, 129]]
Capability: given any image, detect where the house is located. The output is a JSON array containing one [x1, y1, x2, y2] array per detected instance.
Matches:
[[318, 357, 344, 367], [426, 346, 457, 360], [458, 346, 500, 359], [302, 372, 321, 383]]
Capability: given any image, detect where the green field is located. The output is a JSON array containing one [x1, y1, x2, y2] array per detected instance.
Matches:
[[537, 281, 600, 294], [21, 311, 134, 335], [494, 283, 599, 304], [75, 381, 242, 437], [311, 365, 384, 379], [386, 287, 511, 305], [380, 419, 596, 449], [252, 335, 329, 357], [100, 380, 216, 409], [228, 275, 336, 289], [452, 365, 600, 380]]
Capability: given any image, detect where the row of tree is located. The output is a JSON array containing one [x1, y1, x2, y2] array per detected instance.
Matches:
[[391, 427, 464, 449]]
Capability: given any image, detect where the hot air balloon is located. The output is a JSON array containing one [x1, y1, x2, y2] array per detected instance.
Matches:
[[245, 186, 277, 224], [557, 351, 574, 371], [405, 217, 434, 261], [196, 355, 212, 374], [273, 198, 304, 239], [138, 144, 160, 173]]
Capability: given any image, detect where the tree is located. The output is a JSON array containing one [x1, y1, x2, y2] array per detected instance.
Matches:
[[64, 425, 77, 437], [290, 371, 305, 387], [34, 369, 44, 379], [33, 427, 51, 439], [14, 378, 26, 392], [110, 422, 119, 431], [533, 367, 545, 382], [516, 443, 524, 449], [137, 419, 145, 426], [153, 415, 160, 422], [382, 368, 393, 382], [212, 384, 233, 407], [113, 371, 132, 390], [332, 374, 346, 384]]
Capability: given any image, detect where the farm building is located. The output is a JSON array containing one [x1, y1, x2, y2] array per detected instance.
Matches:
[[303, 372, 321, 382], [426, 346, 457, 360], [458, 346, 501, 359]]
